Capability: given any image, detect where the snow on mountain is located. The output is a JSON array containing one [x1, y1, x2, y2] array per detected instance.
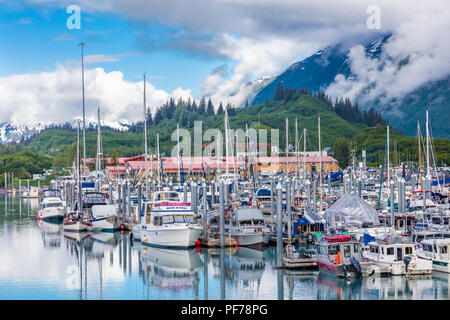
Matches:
[[0, 119, 130, 145], [0, 121, 52, 145]]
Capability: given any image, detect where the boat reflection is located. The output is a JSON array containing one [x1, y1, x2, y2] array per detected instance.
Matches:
[[314, 272, 450, 300], [227, 247, 272, 283], [139, 246, 203, 293], [38, 220, 63, 248]]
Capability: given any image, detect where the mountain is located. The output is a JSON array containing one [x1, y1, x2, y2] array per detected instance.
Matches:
[[0, 122, 51, 145], [251, 34, 450, 139], [252, 35, 390, 105], [0, 119, 131, 145]]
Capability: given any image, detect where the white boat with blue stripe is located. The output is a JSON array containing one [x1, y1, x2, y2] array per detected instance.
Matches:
[[132, 191, 203, 248]]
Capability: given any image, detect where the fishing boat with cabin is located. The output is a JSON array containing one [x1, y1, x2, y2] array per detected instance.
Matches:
[[315, 234, 379, 278]]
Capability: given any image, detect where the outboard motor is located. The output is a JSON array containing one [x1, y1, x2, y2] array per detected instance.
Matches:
[[342, 264, 349, 278], [350, 257, 362, 277], [403, 256, 412, 272], [306, 233, 313, 244]]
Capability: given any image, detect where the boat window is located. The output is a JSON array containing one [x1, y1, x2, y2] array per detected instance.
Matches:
[[184, 215, 195, 223], [381, 247, 384, 255], [162, 216, 174, 224], [344, 245, 351, 258], [354, 244, 359, 253], [441, 246, 448, 254], [174, 215, 185, 223], [370, 245, 378, 253], [328, 245, 339, 255], [44, 203, 62, 208], [434, 244, 437, 253], [153, 216, 162, 226], [386, 247, 394, 255], [405, 247, 412, 255]]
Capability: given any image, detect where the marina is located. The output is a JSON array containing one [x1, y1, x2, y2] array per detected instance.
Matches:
[[1, 1, 450, 306]]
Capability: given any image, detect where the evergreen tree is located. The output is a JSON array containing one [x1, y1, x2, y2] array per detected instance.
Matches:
[[217, 102, 224, 115], [206, 98, 215, 115], [333, 137, 350, 168], [274, 83, 284, 101], [198, 97, 206, 115]]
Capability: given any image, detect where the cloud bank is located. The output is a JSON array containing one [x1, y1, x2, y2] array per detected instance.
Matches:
[[325, 4, 450, 117], [0, 65, 192, 126], [6, 0, 450, 122]]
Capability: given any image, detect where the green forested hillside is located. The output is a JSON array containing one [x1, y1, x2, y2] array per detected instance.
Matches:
[[27, 92, 365, 160], [3, 91, 448, 178], [353, 126, 450, 166]]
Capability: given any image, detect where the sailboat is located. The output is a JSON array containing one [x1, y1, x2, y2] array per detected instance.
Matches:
[[64, 121, 90, 232]]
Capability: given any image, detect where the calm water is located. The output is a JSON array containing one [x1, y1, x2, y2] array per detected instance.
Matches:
[[1, 194, 450, 300]]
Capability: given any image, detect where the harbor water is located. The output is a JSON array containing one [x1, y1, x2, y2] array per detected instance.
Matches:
[[1, 194, 449, 300]]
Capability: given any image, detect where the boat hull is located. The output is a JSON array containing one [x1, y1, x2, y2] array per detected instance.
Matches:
[[90, 216, 121, 232], [432, 260, 450, 273], [38, 207, 65, 221], [229, 232, 273, 246], [63, 221, 89, 232], [140, 225, 203, 248]]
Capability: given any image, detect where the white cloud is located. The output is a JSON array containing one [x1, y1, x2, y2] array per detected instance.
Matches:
[[53, 33, 74, 42], [325, 5, 450, 116], [200, 34, 315, 107], [83, 54, 119, 65], [0, 65, 192, 126]]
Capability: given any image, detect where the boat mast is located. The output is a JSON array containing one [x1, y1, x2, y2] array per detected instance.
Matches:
[[303, 128, 307, 179], [318, 117, 322, 188], [79, 42, 87, 177], [143, 73, 148, 185], [177, 123, 181, 186], [426, 110, 430, 178], [285, 117, 289, 174], [418, 120, 422, 191], [295, 118, 298, 178], [225, 109, 229, 176], [95, 105, 102, 172], [157, 133, 161, 182], [387, 125, 390, 189], [77, 121, 82, 216], [318, 116, 322, 213]]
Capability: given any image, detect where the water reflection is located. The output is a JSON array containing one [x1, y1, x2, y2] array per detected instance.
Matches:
[[1, 194, 450, 300], [139, 246, 202, 296], [38, 220, 63, 248]]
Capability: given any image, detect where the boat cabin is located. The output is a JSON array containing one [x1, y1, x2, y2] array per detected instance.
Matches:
[[316, 235, 364, 265], [366, 241, 415, 263], [420, 239, 450, 260]]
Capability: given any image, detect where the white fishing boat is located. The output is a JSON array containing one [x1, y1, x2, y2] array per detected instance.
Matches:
[[38, 189, 66, 221], [363, 240, 432, 275], [224, 207, 273, 246], [133, 191, 203, 248], [417, 239, 450, 273]]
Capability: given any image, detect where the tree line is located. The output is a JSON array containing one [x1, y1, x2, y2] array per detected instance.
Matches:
[[271, 83, 387, 128]]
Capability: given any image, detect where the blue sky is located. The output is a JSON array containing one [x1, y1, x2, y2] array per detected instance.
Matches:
[[0, 3, 227, 96]]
